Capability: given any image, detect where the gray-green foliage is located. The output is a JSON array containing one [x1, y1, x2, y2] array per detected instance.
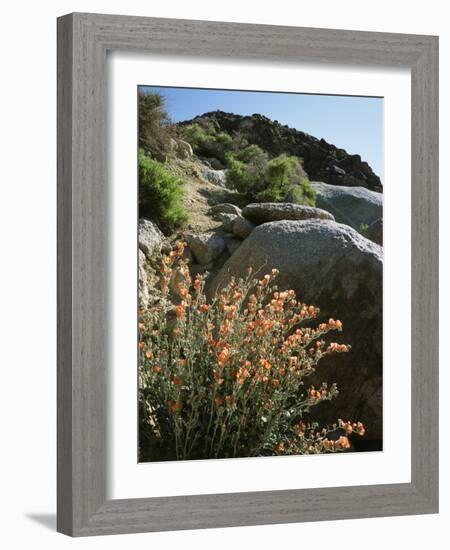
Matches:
[[180, 123, 233, 162], [139, 91, 174, 161], [225, 146, 316, 206]]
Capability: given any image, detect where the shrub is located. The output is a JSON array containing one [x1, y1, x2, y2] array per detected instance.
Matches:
[[297, 178, 317, 206], [359, 223, 369, 238], [264, 155, 316, 205], [224, 155, 257, 192], [236, 143, 266, 163], [180, 124, 233, 162], [215, 131, 233, 154], [138, 242, 364, 461], [138, 91, 174, 160], [226, 151, 316, 206], [224, 146, 268, 197], [180, 123, 214, 152], [139, 149, 187, 231]]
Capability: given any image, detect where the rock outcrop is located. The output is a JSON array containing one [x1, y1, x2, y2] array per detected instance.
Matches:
[[311, 182, 382, 231], [216, 212, 238, 233], [138, 219, 166, 307], [138, 218, 164, 259], [186, 232, 226, 266], [138, 249, 150, 306], [202, 168, 226, 187], [242, 202, 334, 224], [231, 216, 255, 239], [210, 219, 383, 445], [367, 218, 383, 246], [180, 111, 382, 191], [210, 203, 242, 216], [177, 139, 193, 159]]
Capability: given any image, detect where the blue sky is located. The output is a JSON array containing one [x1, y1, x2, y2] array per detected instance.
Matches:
[[140, 86, 384, 181]]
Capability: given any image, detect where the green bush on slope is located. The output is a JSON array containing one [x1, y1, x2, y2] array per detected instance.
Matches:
[[180, 123, 233, 163], [139, 149, 187, 231], [225, 148, 316, 206]]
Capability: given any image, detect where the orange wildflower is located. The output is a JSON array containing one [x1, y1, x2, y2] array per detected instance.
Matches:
[[235, 367, 250, 384], [293, 421, 305, 435], [217, 349, 229, 365], [353, 422, 365, 436], [259, 358, 272, 370], [152, 365, 161, 373], [335, 436, 351, 449], [339, 420, 353, 434], [145, 350, 153, 359], [308, 389, 322, 401], [139, 342, 145, 350], [177, 284, 189, 298], [168, 400, 183, 412], [327, 342, 349, 353], [174, 305, 185, 318], [274, 442, 285, 454]]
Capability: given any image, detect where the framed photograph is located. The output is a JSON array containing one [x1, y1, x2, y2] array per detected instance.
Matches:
[[57, 13, 438, 536]]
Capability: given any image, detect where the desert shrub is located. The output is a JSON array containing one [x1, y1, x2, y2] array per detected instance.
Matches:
[[215, 131, 233, 153], [138, 243, 364, 461], [224, 155, 257, 192], [359, 223, 369, 237], [139, 149, 187, 231], [226, 151, 316, 206], [180, 124, 233, 162], [263, 155, 316, 205], [236, 143, 266, 163], [296, 178, 317, 206], [224, 146, 268, 196], [180, 123, 214, 152], [138, 91, 175, 160]]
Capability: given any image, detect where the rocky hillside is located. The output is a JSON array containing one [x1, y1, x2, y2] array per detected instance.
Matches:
[[180, 110, 382, 192]]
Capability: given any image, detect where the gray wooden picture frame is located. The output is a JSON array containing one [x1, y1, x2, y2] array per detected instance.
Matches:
[[57, 12, 439, 537]]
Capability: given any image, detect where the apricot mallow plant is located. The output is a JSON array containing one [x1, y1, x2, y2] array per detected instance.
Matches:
[[138, 241, 365, 461]]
